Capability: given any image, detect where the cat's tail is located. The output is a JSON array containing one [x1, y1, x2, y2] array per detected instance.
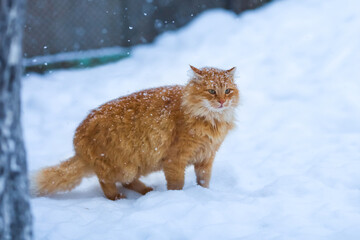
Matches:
[[30, 155, 93, 196]]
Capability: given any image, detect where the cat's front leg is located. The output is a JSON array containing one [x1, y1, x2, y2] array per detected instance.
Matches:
[[194, 155, 215, 188], [163, 158, 186, 190]]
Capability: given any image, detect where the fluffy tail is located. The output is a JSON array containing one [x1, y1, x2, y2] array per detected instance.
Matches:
[[30, 156, 93, 196]]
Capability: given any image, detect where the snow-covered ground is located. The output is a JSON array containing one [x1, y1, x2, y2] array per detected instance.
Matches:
[[23, 0, 360, 239]]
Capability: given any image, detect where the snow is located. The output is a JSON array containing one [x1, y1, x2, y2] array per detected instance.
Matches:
[[23, 47, 128, 66], [9, 37, 21, 65], [8, 6, 21, 65], [23, 0, 360, 239]]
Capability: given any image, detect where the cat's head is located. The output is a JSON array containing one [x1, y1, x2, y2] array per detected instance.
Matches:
[[183, 65, 240, 123]]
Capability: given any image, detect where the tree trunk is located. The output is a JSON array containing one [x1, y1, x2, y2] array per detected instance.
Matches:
[[0, 0, 32, 239]]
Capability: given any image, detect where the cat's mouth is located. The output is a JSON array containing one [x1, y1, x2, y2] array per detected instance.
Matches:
[[202, 100, 231, 113], [217, 105, 228, 110], [217, 101, 230, 109], [210, 103, 228, 112]]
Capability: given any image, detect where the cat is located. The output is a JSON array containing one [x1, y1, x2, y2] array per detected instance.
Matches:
[[31, 65, 240, 200]]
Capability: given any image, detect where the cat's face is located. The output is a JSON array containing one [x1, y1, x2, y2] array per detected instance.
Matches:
[[183, 66, 239, 122]]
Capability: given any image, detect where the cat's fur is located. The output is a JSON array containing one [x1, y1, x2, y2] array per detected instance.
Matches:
[[31, 66, 240, 200]]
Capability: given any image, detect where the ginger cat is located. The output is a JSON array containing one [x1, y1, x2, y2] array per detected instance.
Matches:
[[31, 66, 240, 200]]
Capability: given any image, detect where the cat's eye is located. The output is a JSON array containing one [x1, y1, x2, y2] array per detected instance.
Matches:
[[208, 89, 216, 95], [225, 89, 231, 94]]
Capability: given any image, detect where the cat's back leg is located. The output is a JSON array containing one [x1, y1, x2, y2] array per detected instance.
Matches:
[[99, 180, 125, 200], [123, 179, 153, 195], [92, 158, 136, 200]]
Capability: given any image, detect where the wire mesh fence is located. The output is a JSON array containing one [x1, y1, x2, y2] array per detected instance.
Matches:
[[23, 0, 271, 72]]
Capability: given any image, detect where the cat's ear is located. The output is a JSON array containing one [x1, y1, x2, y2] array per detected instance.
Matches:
[[190, 65, 204, 78], [225, 67, 236, 77]]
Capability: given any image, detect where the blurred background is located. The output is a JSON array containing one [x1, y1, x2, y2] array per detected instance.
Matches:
[[23, 0, 271, 73]]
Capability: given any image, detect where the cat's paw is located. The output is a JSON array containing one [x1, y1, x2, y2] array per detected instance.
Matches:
[[140, 187, 153, 195], [107, 193, 126, 201]]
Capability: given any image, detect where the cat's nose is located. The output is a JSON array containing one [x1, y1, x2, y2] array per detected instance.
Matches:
[[218, 99, 225, 107]]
